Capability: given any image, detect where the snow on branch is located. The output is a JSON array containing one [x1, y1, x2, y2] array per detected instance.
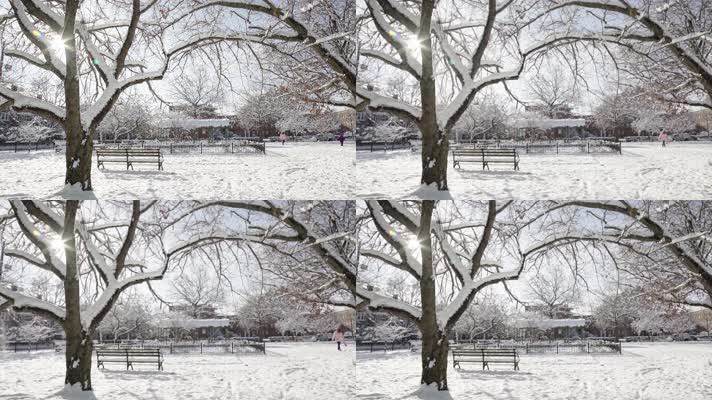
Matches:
[[432, 223, 469, 285], [0, 87, 66, 123], [355, 86, 422, 122], [361, 248, 413, 273], [10, 0, 67, 77], [355, 285, 422, 322], [365, 0, 422, 78], [160, 201, 357, 290], [437, 260, 526, 330], [366, 200, 422, 278], [0, 286, 66, 322], [9, 201, 66, 277]]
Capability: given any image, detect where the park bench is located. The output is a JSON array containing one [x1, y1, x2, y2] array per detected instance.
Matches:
[[451, 348, 519, 370], [451, 148, 519, 170], [96, 348, 164, 371], [96, 148, 163, 170]]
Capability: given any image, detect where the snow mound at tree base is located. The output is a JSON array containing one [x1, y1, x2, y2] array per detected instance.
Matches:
[[55, 384, 97, 400]]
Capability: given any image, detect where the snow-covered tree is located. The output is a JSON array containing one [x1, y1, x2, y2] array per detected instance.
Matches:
[[357, 200, 575, 390], [537, 201, 712, 312], [360, 314, 414, 342], [525, 263, 579, 318], [168, 65, 223, 118], [97, 291, 154, 341], [525, 61, 579, 119], [592, 90, 639, 137], [357, 0, 586, 192], [593, 289, 638, 338], [358, 115, 411, 142], [453, 293, 510, 340], [4, 312, 59, 342], [0, 115, 59, 142], [238, 86, 342, 137], [96, 93, 155, 142], [170, 263, 224, 318], [453, 93, 509, 142], [0, 0, 356, 194], [538, 1, 712, 110], [632, 111, 696, 135], [0, 200, 356, 392], [629, 295, 695, 336]]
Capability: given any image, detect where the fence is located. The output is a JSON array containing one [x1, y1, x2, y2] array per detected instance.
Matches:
[[98, 140, 266, 155], [0, 141, 56, 153], [151, 337, 263, 344], [356, 341, 412, 352], [160, 342, 265, 354], [356, 140, 412, 152], [452, 340, 621, 355], [266, 335, 315, 342], [453, 140, 622, 155], [2, 341, 56, 352], [96, 339, 265, 354]]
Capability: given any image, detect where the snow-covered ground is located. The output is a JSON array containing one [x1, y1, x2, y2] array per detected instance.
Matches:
[[0, 342, 355, 400], [0, 142, 355, 199], [355, 142, 712, 199], [354, 342, 712, 399]]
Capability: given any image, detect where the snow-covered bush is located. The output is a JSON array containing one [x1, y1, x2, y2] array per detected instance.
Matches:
[[0, 117, 59, 142], [360, 315, 413, 342]]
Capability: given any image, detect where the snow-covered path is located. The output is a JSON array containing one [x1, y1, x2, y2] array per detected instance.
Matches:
[[0, 142, 355, 199], [355, 142, 712, 199], [0, 342, 355, 399], [354, 342, 712, 399]]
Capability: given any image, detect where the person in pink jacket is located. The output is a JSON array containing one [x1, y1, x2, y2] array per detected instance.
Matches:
[[332, 327, 345, 351], [279, 132, 287, 145], [658, 130, 668, 147]]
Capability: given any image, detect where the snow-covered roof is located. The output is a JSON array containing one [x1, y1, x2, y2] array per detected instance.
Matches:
[[158, 118, 231, 129], [158, 319, 231, 329], [513, 319, 587, 329], [514, 119, 586, 129]]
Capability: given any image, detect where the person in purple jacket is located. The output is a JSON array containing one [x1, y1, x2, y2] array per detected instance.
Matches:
[[338, 132, 345, 146]]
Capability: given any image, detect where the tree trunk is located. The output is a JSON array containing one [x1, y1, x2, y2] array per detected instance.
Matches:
[[64, 328, 94, 390], [62, 201, 94, 390], [64, 127, 94, 191], [418, 0, 448, 192], [62, 0, 91, 192], [420, 330, 450, 390], [417, 200, 449, 390], [420, 126, 449, 191]]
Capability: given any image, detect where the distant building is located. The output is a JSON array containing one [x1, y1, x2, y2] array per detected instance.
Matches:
[[516, 303, 594, 339], [158, 318, 231, 340], [168, 304, 219, 319], [513, 318, 587, 339], [690, 309, 712, 333], [169, 104, 220, 119], [157, 117, 232, 140], [692, 109, 712, 133], [524, 304, 575, 319], [515, 103, 593, 139], [337, 109, 356, 132], [514, 118, 587, 139], [525, 104, 575, 119], [334, 309, 355, 333]]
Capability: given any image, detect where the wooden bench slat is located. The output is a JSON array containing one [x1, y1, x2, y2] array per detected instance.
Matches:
[[452, 348, 519, 371], [96, 348, 163, 371], [96, 148, 163, 171], [452, 148, 519, 171]]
